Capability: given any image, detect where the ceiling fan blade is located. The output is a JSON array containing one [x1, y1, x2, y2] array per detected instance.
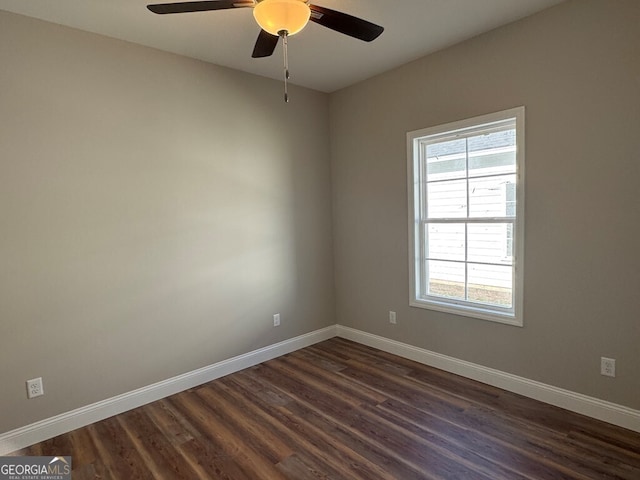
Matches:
[[252, 29, 280, 58], [309, 4, 383, 42], [147, 1, 253, 15]]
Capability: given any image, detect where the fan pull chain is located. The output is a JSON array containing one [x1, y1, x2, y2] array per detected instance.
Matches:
[[281, 30, 290, 103]]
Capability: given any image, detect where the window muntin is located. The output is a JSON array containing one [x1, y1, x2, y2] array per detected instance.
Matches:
[[408, 108, 524, 326]]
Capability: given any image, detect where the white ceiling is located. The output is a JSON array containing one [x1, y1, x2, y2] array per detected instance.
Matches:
[[0, 0, 565, 92]]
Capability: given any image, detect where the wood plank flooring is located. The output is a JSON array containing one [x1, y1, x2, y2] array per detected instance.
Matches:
[[11, 337, 640, 479]]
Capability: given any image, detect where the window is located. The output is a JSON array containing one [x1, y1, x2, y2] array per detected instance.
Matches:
[[407, 107, 525, 326]]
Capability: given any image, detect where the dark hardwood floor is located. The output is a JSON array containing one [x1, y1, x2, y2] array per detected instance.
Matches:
[[12, 337, 640, 479]]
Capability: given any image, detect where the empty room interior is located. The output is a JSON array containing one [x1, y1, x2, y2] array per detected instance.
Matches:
[[1, 0, 639, 478]]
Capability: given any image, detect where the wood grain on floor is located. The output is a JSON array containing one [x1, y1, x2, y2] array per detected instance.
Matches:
[[12, 337, 640, 479]]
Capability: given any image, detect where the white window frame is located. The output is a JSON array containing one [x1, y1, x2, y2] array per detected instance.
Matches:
[[407, 107, 525, 326]]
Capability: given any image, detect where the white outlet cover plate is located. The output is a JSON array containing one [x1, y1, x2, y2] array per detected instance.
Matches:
[[26, 377, 44, 399], [600, 357, 616, 377]]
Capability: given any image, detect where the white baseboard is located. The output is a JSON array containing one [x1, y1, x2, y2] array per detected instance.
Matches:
[[3, 323, 638, 455], [336, 325, 640, 433], [0, 325, 337, 455]]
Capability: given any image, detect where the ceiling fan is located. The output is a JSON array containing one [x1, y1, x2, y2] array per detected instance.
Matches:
[[146, 0, 384, 101]]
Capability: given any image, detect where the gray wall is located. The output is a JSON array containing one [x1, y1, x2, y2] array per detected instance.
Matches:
[[330, 0, 640, 410], [0, 11, 334, 433]]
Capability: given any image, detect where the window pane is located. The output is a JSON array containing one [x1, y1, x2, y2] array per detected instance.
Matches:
[[468, 129, 516, 177], [427, 260, 465, 300], [427, 223, 465, 261], [426, 139, 466, 181], [505, 182, 516, 217], [468, 263, 513, 307], [427, 180, 467, 218], [469, 174, 516, 217], [467, 223, 513, 265]]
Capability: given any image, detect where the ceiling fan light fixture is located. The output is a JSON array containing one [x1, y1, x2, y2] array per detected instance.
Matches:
[[253, 0, 311, 36]]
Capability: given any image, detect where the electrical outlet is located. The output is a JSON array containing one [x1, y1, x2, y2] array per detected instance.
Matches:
[[389, 311, 397, 325], [26, 377, 44, 399], [273, 313, 281, 327], [601, 357, 616, 378]]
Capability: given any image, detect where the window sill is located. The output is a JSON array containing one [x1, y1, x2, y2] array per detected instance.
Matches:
[[410, 298, 523, 327]]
